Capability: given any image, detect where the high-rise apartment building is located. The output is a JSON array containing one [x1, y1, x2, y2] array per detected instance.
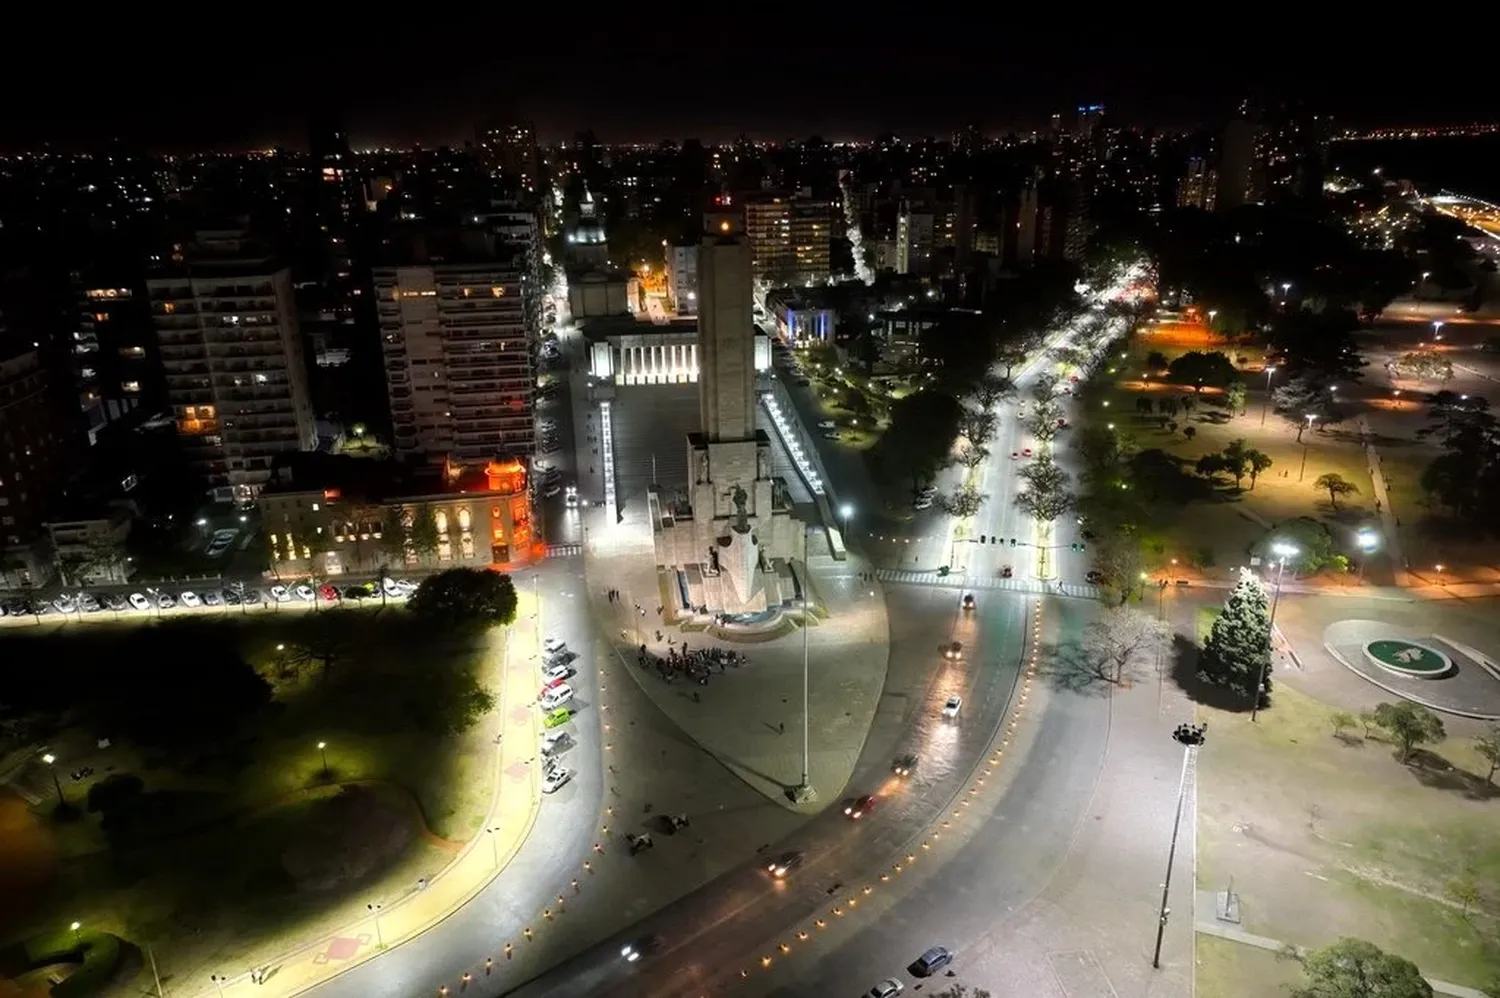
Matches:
[[148, 231, 317, 501], [1177, 157, 1218, 211], [666, 241, 699, 314], [375, 228, 534, 463], [479, 120, 541, 195], [71, 272, 160, 440], [742, 192, 830, 288], [895, 199, 936, 275], [0, 334, 73, 556]]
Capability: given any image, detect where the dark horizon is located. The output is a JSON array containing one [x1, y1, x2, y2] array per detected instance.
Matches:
[[3, 29, 1493, 153]]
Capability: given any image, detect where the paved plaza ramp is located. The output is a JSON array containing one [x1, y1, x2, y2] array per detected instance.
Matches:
[[1323, 618, 1500, 719]]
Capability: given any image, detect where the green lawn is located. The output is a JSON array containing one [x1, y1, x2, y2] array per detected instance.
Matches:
[[1195, 934, 1303, 998], [1195, 683, 1500, 988], [0, 609, 505, 994]]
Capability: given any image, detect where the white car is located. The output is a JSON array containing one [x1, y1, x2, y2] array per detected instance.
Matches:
[[179, 591, 201, 608], [817, 419, 836, 429], [542, 768, 572, 794], [155, 592, 175, 609], [76, 593, 100, 613], [540, 684, 574, 710], [269, 585, 291, 602], [52, 596, 76, 614], [543, 663, 571, 683], [868, 980, 904, 998], [543, 637, 567, 655], [541, 731, 570, 756], [128, 592, 151, 611], [943, 695, 963, 719], [292, 584, 316, 602]]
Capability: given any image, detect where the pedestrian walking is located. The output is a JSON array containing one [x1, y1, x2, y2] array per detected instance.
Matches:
[[778, 721, 785, 734]]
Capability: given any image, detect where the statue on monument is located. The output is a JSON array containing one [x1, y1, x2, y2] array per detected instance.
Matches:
[[727, 483, 750, 530]]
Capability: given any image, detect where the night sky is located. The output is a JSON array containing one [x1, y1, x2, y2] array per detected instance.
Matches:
[[4, 26, 1491, 152]]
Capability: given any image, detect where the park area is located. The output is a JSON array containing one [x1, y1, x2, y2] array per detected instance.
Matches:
[[1077, 325, 1440, 584], [0, 604, 505, 998], [1193, 682, 1500, 993]]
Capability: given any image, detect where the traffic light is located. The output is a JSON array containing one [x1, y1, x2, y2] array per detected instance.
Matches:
[[1070, 542, 1085, 552]]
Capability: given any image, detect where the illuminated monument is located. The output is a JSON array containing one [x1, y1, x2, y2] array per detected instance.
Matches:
[[648, 230, 806, 614]]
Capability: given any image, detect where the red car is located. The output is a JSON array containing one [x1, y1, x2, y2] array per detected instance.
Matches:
[[844, 794, 877, 820], [1022, 447, 1033, 457], [318, 584, 340, 601], [542, 675, 569, 692]]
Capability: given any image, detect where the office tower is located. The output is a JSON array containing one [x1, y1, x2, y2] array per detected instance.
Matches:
[[375, 227, 534, 463], [1177, 157, 1218, 211], [895, 199, 935, 276], [148, 230, 316, 501]]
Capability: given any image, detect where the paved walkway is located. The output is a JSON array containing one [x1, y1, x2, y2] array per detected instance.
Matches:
[[1356, 413, 1411, 586], [580, 501, 890, 811], [195, 596, 544, 998], [1195, 921, 1489, 998]]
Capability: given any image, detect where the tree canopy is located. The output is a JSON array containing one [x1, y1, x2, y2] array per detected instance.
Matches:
[[408, 569, 519, 628], [1289, 937, 1432, 998], [1198, 568, 1272, 707]]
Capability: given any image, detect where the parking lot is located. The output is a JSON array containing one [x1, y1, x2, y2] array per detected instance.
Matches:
[[0, 574, 424, 624]]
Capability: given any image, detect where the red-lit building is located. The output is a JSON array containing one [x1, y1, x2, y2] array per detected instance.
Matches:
[[256, 454, 538, 577]]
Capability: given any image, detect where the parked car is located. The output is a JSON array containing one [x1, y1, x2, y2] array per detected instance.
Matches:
[[179, 591, 201, 608], [269, 585, 291, 602], [128, 592, 151, 611], [292, 584, 316, 602], [909, 946, 954, 977], [542, 768, 572, 794], [202, 590, 223, 607], [52, 596, 76, 614], [867, 980, 904, 998], [155, 592, 175, 609], [542, 707, 571, 729]]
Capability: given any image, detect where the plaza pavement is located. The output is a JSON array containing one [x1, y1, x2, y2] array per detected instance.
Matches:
[[579, 496, 891, 811]]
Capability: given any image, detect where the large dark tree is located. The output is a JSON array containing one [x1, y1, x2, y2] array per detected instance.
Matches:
[[868, 389, 962, 490], [408, 568, 519, 628], [1197, 569, 1272, 707]]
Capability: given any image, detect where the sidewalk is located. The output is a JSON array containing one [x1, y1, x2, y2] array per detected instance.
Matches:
[[197, 598, 544, 998]]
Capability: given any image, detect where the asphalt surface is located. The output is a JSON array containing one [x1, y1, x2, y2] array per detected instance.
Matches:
[[501, 582, 1032, 998]]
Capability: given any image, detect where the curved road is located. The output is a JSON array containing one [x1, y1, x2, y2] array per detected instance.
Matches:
[[302, 272, 1137, 998]]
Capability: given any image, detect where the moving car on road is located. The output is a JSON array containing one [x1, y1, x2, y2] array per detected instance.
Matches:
[[766, 851, 804, 878], [944, 642, 963, 660], [961, 593, 975, 610], [943, 695, 963, 719], [844, 794, 876, 820], [892, 753, 918, 777]]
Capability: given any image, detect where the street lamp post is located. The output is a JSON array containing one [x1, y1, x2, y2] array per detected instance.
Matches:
[[488, 825, 503, 868], [1256, 542, 1299, 722], [41, 753, 64, 805], [1153, 722, 1207, 970], [792, 596, 814, 803], [317, 741, 329, 777], [367, 903, 384, 948], [1259, 366, 1277, 427], [839, 503, 853, 541], [1298, 414, 1317, 482]]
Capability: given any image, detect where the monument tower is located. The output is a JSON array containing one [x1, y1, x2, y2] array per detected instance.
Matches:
[[648, 228, 805, 614]]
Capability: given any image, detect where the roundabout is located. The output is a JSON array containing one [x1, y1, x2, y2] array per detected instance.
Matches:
[[1362, 639, 1454, 679], [1324, 619, 1500, 720]]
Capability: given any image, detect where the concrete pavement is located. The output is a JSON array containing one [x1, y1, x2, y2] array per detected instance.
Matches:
[[579, 495, 892, 810]]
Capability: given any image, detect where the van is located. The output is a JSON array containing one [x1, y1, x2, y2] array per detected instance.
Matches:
[[540, 684, 574, 710]]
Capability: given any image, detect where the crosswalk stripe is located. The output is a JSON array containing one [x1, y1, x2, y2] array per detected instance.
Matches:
[[873, 569, 1101, 601]]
